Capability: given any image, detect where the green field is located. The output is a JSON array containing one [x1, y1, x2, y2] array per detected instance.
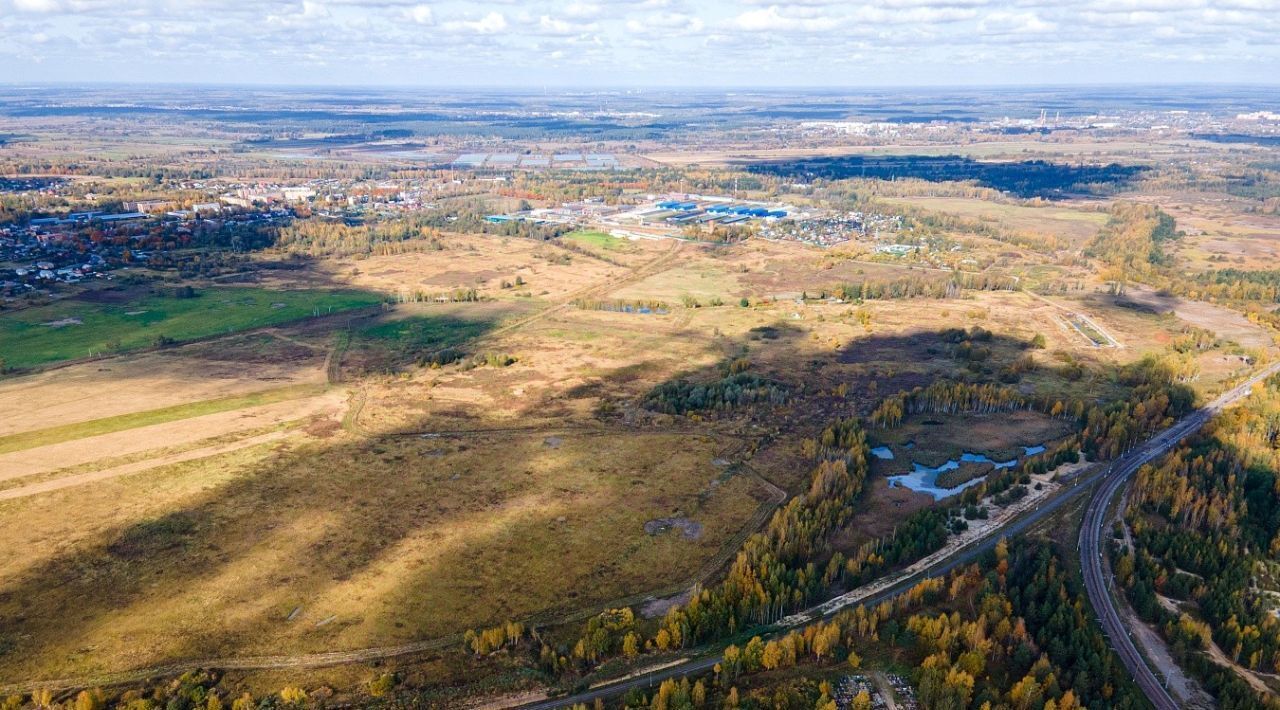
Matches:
[[357, 314, 496, 349], [564, 230, 631, 251], [0, 287, 382, 369]]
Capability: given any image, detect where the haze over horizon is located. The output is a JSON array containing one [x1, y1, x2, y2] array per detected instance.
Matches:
[[2, 0, 1278, 88]]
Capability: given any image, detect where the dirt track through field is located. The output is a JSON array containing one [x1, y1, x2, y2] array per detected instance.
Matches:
[[343, 240, 685, 433], [0, 430, 290, 502], [485, 238, 685, 339], [0, 391, 342, 481]]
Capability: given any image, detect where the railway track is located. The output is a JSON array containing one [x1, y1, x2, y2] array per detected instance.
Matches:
[[1079, 362, 1280, 710]]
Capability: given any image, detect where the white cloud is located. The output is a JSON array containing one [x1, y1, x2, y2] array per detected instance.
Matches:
[[1, 0, 1277, 85], [406, 3, 433, 25], [537, 15, 598, 35], [441, 11, 507, 34], [302, 1, 328, 19], [979, 10, 1056, 33], [734, 5, 842, 32], [13, 0, 61, 12], [626, 11, 703, 35], [564, 1, 601, 19]]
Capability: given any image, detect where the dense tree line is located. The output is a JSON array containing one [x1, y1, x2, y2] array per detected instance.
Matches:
[[868, 379, 1072, 429], [390, 287, 482, 304], [1080, 355, 1197, 460], [746, 155, 1147, 200], [1167, 267, 1280, 309], [274, 215, 447, 256], [835, 272, 1019, 302], [572, 298, 669, 314], [648, 417, 871, 649]]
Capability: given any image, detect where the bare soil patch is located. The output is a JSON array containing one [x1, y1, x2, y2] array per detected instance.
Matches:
[[644, 517, 704, 540]]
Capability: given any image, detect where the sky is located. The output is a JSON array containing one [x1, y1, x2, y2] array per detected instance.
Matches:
[[0, 0, 1278, 87]]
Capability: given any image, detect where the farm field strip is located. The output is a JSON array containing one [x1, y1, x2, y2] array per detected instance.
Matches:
[[0, 430, 292, 502], [0, 389, 345, 482], [0, 383, 325, 455]]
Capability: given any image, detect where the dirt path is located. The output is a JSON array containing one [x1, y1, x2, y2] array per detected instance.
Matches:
[[871, 672, 900, 710], [264, 330, 327, 351], [483, 238, 685, 341], [0, 430, 290, 502], [0, 391, 343, 481], [1204, 635, 1277, 697], [343, 241, 686, 433], [1114, 597, 1215, 708]]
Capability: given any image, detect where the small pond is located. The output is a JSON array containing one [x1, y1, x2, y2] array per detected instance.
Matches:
[[887, 443, 1049, 500], [870, 446, 895, 460]]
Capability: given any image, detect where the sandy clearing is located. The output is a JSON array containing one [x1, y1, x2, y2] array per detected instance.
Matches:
[[1125, 285, 1276, 351], [0, 390, 344, 481], [0, 430, 291, 502], [0, 350, 325, 437]]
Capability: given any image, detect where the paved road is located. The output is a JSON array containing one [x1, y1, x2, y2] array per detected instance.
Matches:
[[1079, 362, 1280, 710]]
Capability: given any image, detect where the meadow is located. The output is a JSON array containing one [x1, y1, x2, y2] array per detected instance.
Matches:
[[563, 229, 634, 252], [0, 286, 381, 369]]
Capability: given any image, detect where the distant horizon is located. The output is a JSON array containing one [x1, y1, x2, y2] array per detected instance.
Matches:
[[4, 80, 1280, 92]]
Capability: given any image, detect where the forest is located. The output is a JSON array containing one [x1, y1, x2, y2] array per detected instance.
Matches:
[[539, 363, 1199, 691], [832, 273, 1020, 302], [617, 539, 1145, 710], [1117, 374, 1280, 709], [745, 156, 1148, 199], [1085, 202, 1182, 288]]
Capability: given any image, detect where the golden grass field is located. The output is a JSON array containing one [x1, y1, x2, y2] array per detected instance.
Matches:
[[0, 204, 1274, 690], [880, 195, 1109, 246]]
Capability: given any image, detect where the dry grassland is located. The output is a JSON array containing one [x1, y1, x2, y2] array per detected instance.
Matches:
[[0, 227, 1270, 688], [0, 334, 328, 437], [881, 196, 1109, 246], [318, 232, 627, 303], [1160, 197, 1280, 271], [0, 429, 762, 681]]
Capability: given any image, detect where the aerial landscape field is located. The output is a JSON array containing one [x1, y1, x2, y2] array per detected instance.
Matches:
[[2, 3, 1280, 710]]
